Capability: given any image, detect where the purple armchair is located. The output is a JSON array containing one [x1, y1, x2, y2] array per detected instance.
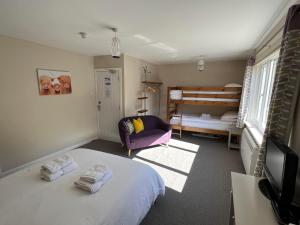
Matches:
[[118, 115, 172, 156]]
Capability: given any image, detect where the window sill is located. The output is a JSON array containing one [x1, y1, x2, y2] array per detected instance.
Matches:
[[244, 121, 263, 146]]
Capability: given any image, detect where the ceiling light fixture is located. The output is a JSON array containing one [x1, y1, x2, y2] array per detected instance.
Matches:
[[78, 32, 88, 39], [111, 28, 121, 58], [197, 56, 205, 71]]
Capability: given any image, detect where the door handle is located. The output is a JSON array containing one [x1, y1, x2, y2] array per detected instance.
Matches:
[[97, 101, 101, 111]]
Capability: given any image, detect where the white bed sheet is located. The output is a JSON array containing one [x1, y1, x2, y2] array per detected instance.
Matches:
[[182, 91, 240, 94], [182, 97, 239, 102], [0, 148, 165, 225], [170, 90, 240, 101], [170, 114, 236, 131]]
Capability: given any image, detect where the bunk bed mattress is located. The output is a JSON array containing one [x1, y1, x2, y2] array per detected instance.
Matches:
[[182, 91, 240, 94], [170, 90, 241, 101], [170, 114, 236, 131], [181, 97, 239, 102]]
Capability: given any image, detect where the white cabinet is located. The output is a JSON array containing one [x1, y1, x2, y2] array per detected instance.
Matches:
[[230, 172, 277, 225]]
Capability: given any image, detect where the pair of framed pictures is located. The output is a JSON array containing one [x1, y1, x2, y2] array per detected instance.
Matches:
[[37, 69, 72, 96]]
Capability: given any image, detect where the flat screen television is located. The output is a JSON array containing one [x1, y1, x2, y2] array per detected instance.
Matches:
[[264, 136, 298, 204], [261, 136, 300, 224]]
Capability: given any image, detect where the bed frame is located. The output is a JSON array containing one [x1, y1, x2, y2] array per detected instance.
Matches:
[[167, 86, 242, 137]]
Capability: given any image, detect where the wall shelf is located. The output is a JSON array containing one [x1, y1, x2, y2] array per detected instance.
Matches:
[[141, 81, 163, 86], [137, 109, 148, 114], [138, 97, 148, 100]]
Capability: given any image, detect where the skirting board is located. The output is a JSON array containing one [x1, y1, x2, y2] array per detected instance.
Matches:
[[0, 136, 98, 178]]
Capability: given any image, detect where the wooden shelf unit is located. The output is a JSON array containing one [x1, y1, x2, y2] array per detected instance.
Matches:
[[137, 81, 163, 116]]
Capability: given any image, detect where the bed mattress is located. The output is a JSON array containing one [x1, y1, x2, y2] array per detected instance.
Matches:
[[170, 114, 236, 131], [182, 97, 239, 102], [0, 148, 165, 225], [182, 91, 240, 94], [170, 90, 240, 101]]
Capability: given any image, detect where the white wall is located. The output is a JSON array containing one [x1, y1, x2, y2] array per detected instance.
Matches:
[[94, 55, 160, 117], [0, 35, 97, 172], [123, 55, 159, 117], [157, 60, 246, 119]]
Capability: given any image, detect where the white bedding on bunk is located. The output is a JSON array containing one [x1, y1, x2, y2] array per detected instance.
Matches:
[[169, 90, 240, 101], [170, 114, 237, 131], [182, 91, 240, 94], [182, 97, 239, 102], [0, 148, 165, 225]]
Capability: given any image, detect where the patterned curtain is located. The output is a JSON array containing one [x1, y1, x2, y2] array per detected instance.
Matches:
[[236, 56, 255, 128], [254, 4, 300, 177]]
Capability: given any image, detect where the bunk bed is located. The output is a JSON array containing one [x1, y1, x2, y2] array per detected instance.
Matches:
[[167, 86, 242, 137]]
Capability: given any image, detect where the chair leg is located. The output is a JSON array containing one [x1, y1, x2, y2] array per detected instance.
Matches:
[[128, 149, 132, 157]]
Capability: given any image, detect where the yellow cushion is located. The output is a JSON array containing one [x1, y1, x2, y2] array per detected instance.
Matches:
[[132, 117, 144, 134]]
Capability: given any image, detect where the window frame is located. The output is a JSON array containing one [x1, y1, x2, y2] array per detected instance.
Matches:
[[246, 50, 279, 135]]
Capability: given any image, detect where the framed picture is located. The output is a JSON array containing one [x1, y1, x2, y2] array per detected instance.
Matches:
[[37, 69, 72, 95]]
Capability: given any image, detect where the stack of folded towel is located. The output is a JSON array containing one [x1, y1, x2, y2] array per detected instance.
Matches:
[[40, 155, 78, 182], [74, 165, 112, 194]]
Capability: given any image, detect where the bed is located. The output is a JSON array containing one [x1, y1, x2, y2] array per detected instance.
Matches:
[[167, 86, 241, 136], [0, 148, 165, 225], [170, 114, 236, 131]]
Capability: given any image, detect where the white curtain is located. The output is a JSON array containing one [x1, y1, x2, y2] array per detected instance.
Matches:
[[236, 56, 255, 128]]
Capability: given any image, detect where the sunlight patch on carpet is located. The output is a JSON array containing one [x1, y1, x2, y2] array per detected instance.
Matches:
[[133, 157, 187, 193]]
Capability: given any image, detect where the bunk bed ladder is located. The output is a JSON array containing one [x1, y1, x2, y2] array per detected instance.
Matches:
[[171, 114, 182, 138], [167, 87, 182, 138]]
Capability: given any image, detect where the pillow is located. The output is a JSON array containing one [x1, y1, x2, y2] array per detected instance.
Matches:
[[132, 117, 144, 134], [221, 111, 238, 121], [123, 120, 134, 134], [224, 83, 242, 88]]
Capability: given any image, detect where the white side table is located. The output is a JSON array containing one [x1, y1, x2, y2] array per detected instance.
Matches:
[[228, 127, 242, 150]]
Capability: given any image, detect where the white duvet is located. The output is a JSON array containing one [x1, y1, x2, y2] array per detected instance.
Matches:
[[170, 114, 236, 131], [0, 148, 165, 225]]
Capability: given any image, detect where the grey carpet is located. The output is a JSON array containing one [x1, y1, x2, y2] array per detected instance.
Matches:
[[81, 133, 245, 225]]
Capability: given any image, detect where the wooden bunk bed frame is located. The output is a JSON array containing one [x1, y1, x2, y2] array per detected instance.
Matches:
[[167, 86, 242, 137]]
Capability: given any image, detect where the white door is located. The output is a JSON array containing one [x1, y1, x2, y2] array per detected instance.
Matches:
[[95, 69, 122, 142]]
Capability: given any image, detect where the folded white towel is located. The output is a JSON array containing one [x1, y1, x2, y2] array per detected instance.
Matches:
[[75, 170, 112, 193], [40, 161, 78, 182], [80, 164, 109, 183], [40, 169, 63, 182], [41, 155, 73, 174], [62, 161, 78, 174]]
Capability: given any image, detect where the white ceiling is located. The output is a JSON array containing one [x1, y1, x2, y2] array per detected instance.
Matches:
[[0, 0, 286, 64]]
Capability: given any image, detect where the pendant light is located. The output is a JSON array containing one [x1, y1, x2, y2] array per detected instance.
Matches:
[[111, 28, 121, 58], [197, 56, 205, 71]]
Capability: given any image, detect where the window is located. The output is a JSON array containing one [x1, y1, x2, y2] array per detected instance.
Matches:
[[246, 50, 280, 135]]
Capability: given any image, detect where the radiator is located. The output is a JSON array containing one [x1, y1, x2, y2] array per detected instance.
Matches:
[[240, 128, 259, 175]]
